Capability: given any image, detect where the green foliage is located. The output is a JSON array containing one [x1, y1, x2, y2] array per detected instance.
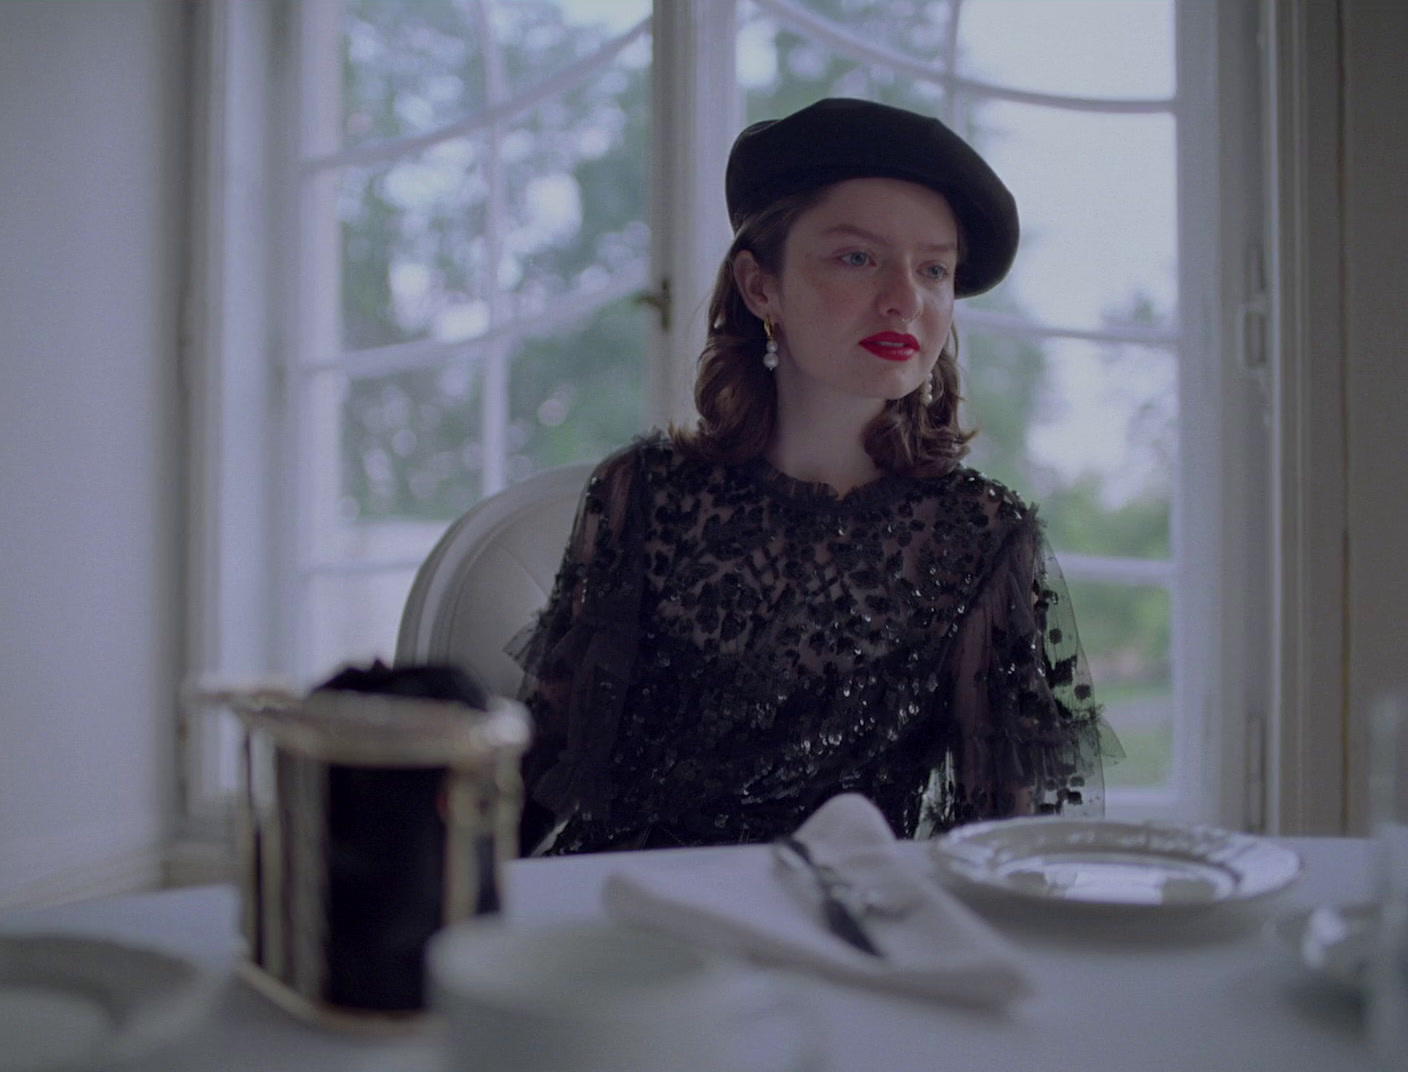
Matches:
[[337, 0, 649, 519], [1067, 581, 1171, 687], [340, 176, 413, 351], [961, 328, 1049, 493], [1102, 717, 1172, 787], [1043, 475, 1171, 560], [509, 295, 647, 471]]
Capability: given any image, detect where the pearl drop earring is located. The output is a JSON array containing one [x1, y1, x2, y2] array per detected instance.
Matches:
[[763, 318, 780, 371], [920, 375, 935, 406]]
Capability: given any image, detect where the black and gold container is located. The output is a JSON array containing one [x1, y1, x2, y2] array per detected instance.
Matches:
[[205, 675, 529, 1027]]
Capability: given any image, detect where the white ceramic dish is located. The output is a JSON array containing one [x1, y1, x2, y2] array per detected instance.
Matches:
[[932, 817, 1302, 910], [0, 934, 218, 1072], [1265, 903, 1374, 997]]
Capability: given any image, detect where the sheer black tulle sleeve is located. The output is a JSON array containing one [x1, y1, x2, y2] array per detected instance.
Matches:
[[934, 516, 1123, 828], [509, 447, 646, 853]]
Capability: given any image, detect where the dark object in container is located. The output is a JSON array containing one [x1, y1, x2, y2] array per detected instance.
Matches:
[[316, 663, 489, 1011], [317, 661, 488, 707]]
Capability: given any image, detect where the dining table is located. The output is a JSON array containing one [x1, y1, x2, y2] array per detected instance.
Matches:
[[0, 836, 1375, 1071]]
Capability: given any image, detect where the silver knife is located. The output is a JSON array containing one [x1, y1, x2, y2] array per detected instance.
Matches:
[[773, 836, 884, 958]]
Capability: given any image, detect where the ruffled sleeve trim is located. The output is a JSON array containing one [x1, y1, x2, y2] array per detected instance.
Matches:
[[509, 441, 652, 831], [925, 511, 1123, 830]]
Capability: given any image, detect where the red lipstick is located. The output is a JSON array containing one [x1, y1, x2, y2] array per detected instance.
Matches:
[[859, 332, 920, 361]]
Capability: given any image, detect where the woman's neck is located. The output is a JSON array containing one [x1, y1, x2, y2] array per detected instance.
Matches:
[[766, 389, 885, 498]]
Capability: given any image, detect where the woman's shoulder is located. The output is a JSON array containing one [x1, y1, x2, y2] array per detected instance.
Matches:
[[582, 431, 698, 497], [589, 431, 680, 476], [916, 464, 1039, 533]]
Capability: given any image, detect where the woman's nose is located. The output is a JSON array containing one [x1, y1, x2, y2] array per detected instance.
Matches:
[[877, 266, 921, 322]]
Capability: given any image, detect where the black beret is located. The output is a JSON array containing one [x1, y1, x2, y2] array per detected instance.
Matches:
[[725, 98, 1019, 297]]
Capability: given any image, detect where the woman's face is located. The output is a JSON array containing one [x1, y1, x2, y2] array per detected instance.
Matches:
[[737, 177, 960, 413]]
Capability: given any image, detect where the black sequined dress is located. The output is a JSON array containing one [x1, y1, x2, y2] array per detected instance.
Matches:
[[511, 434, 1118, 855]]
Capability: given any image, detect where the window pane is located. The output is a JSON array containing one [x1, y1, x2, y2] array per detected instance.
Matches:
[[331, 296, 644, 536], [306, 567, 421, 683], [510, 293, 647, 473], [957, 0, 1175, 100], [340, 363, 486, 524], [488, 0, 650, 97], [958, 328, 1048, 495], [965, 334, 1175, 559], [1066, 580, 1172, 790], [336, 141, 489, 354], [342, 1, 488, 149], [976, 101, 1178, 334], [334, 94, 650, 354], [299, 0, 654, 679], [1034, 337, 1176, 557], [739, 0, 953, 118], [340, 0, 650, 150]]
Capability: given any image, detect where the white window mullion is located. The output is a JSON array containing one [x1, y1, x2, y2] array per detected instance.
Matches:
[[477, 0, 510, 496], [959, 309, 1179, 349], [649, 0, 740, 427], [300, 17, 652, 175], [300, 268, 649, 379], [181, 0, 287, 820], [1162, 0, 1275, 830], [1215, 0, 1277, 832], [1163, 0, 1221, 827], [292, 0, 344, 684], [1058, 555, 1176, 588]]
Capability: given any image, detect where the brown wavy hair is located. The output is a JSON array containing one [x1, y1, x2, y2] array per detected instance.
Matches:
[[671, 186, 975, 476]]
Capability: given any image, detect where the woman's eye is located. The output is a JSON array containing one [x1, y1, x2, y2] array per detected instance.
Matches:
[[922, 263, 951, 281], [840, 251, 871, 267]]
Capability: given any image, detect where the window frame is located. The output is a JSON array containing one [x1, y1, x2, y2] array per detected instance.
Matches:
[[178, 0, 291, 845], [179, 0, 1289, 842], [1171, 0, 1274, 830]]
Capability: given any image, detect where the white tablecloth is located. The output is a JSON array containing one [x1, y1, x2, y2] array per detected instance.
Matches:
[[1, 837, 1372, 1071]]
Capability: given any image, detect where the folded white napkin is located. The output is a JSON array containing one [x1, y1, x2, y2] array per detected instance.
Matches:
[[601, 794, 1032, 1007]]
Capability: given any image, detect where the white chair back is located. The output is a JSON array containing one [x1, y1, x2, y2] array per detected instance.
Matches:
[[395, 463, 595, 698]]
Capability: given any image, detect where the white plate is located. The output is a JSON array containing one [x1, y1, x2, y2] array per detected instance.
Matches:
[[932, 817, 1302, 909], [0, 934, 218, 1072], [1265, 903, 1374, 997]]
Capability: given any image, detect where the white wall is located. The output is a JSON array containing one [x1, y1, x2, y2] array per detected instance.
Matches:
[[1342, 0, 1408, 831], [0, 0, 187, 906]]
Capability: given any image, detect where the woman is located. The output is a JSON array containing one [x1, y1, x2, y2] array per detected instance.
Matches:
[[513, 98, 1119, 855]]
